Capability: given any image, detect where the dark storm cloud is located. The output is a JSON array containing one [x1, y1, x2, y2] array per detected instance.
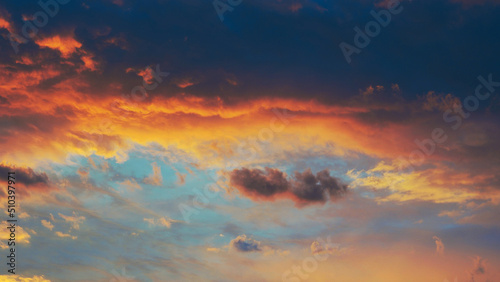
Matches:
[[292, 169, 348, 202], [0, 164, 49, 186], [1, 0, 499, 105], [229, 167, 289, 197], [229, 167, 348, 205]]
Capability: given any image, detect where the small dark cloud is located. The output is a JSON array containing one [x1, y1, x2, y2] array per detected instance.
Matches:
[[229, 167, 348, 205], [292, 169, 348, 203], [229, 167, 288, 198], [229, 235, 261, 252], [0, 164, 49, 186]]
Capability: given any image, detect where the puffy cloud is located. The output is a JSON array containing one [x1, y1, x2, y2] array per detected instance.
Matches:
[[421, 91, 460, 112], [229, 235, 262, 252], [0, 14, 12, 33], [229, 167, 289, 199], [209, 236, 286, 256], [41, 220, 54, 231], [58, 212, 85, 230], [35, 35, 82, 58], [291, 169, 348, 203], [230, 167, 347, 205], [55, 231, 77, 240]]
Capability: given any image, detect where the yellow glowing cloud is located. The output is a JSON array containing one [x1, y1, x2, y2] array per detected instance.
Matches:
[[55, 231, 77, 240], [349, 161, 499, 204], [0, 222, 31, 245], [0, 275, 51, 282], [0, 70, 498, 207]]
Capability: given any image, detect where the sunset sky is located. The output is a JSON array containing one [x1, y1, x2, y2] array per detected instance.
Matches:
[[1, 0, 500, 281]]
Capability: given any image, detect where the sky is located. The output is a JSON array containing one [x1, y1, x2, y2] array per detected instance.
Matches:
[[0, 0, 500, 281]]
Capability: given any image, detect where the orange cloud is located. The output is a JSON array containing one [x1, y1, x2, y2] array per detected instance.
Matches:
[[80, 52, 98, 71], [35, 35, 82, 57], [0, 68, 498, 209], [0, 16, 12, 33]]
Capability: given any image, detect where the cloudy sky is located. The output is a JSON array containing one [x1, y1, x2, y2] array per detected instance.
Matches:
[[0, 0, 500, 281]]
